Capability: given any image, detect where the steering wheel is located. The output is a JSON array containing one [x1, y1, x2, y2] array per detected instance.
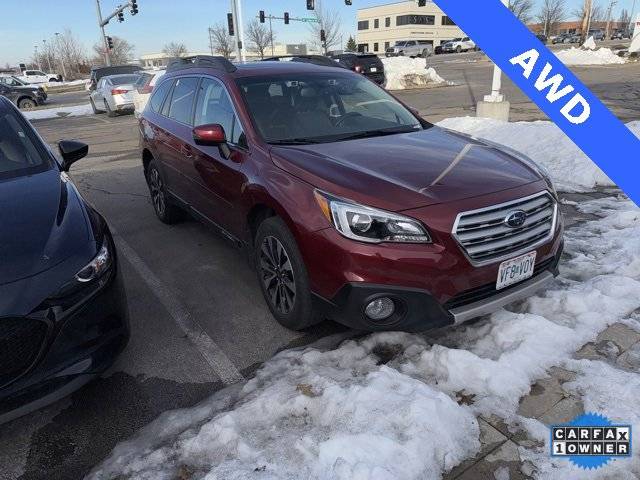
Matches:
[[334, 111, 363, 127]]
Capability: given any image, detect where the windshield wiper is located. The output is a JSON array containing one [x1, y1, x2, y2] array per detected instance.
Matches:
[[332, 126, 421, 142], [268, 138, 322, 145]]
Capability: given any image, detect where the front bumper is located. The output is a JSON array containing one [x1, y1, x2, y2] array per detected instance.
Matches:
[[0, 248, 129, 424]]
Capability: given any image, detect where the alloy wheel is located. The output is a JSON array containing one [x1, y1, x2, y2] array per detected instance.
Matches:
[[259, 236, 296, 315], [148, 168, 165, 217]]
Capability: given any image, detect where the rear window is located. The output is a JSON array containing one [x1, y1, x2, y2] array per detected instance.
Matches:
[[0, 108, 50, 180], [110, 75, 139, 85]]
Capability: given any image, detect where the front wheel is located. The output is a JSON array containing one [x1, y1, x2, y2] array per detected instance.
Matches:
[[255, 217, 320, 330], [456, 46, 462, 53], [18, 98, 37, 110]]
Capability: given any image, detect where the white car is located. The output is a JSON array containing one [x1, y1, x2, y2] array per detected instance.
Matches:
[[17, 70, 61, 84], [385, 40, 434, 58], [441, 37, 477, 53], [132, 70, 165, 117], [89, 74, 140, 117]]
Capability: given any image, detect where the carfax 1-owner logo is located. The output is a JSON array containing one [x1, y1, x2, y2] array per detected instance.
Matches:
[[551, 413, 632, 470]]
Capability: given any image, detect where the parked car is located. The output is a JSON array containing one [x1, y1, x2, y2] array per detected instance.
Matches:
[[262, 55, 349, 69], [16, 69, 61, 84], [441, 37, 476, 53], [385, 40, 433, 58], [588, 29, 605, 41], [133, 70, 166, 117], [89, 73, 141, 117], [330, 53, 385, 85], [0, 96, 129, 424], [435, 40, 453, 55], [610, 29, 631, 40], [535, 34, 548, 44], [552, 33, 569, 44], [88, 64, 142, 91], [564, 33, 581, 44], [0, 77, 47, 109], [138, 56, 563, 332]]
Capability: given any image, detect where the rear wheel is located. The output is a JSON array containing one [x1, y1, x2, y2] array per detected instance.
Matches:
[[456, 45, 462, 53], [18, 98, 37, 110], [104, 100, 116, 118], [90, 97, 102, 114], [255, 217, 320, 330], [421, 49, 430, 58], [145, 160, 183, 224]]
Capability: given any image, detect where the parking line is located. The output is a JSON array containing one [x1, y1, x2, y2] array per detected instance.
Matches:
[[112, 233, 245, 385]]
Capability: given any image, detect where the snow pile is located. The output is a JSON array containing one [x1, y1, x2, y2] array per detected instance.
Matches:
[[582, 36, 597, 50], [381, 57, 445, 90], [555, 46, 626, 65], [23, 103, 93, 120], [89, 196, 640, 480], [438, 117, 640, 191], [43, 79, 89, 88]]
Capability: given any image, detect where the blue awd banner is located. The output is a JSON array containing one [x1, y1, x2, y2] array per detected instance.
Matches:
[[434, 0, 640, 206]]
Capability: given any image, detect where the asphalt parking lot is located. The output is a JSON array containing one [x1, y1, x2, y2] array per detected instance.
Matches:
[[1, 55, 636, 479]]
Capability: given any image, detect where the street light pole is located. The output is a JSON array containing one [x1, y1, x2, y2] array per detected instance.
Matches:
[[34, 45, 41, 70], [95, 0, 111, 66]]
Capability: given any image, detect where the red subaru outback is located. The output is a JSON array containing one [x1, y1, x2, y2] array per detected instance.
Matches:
[[139, 56, 563, 332]]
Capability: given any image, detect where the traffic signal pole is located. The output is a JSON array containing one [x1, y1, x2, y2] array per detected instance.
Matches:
[[231, 0, 246, 62], [95, 0, 111, 66]]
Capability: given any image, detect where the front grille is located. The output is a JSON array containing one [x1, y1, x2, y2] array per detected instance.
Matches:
[[444, 256, 557, 311], [452, 191, 557, 265], [0, 318, 48, 387]]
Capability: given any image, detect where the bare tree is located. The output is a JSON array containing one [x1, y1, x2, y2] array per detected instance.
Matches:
[[163, 42, 188, 58], [54, 29, 88, 79], [308, 0, 341, 54], [618, 9, 630, 28], [246, 19, 274, 59], [93, 36, 134, 66], [537, 0, 567, 35], [209, 23, 234, 59], [509, 0, 535, 23]]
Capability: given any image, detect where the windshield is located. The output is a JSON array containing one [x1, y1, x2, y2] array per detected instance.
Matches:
[[237, 73, 423, 145], [0, 109, 51, 180], [110, 75, 139, 85], [0, 76, 26, 87], [394, 41, 407, 46]]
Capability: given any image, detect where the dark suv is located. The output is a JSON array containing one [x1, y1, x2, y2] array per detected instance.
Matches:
[[330, 53, 385, 85], [139, 56, 563, 332], [0, 76, 47, 109]]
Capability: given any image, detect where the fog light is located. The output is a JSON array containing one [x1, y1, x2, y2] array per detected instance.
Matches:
[[365, 297, 395, 321]]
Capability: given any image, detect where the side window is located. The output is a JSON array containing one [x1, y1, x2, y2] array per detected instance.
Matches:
[[194, 77, 246, 147], [167, 77, 199, 125], [149, 79, 172, 113]]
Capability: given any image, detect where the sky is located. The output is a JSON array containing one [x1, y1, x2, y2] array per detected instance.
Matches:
[[1, 0, 637, 66]]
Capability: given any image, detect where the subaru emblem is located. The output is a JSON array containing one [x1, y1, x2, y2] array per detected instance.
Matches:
[[504, 210, 527, 228]]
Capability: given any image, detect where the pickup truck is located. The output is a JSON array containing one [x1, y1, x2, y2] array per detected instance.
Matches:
[[17, 69, 62, 84], [385, 40, 433, 58], [441, 37, 477, 53]]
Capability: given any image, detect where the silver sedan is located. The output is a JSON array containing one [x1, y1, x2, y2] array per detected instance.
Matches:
[[89, 74, 140, 117]]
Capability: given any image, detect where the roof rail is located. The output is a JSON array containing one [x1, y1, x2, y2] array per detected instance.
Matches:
[[261, 55, 346, 69], [166, 55, 237, 73]]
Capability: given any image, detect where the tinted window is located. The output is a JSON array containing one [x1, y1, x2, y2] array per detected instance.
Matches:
[[167, 77, 198, 124], [194, 78, 245, 147], [135, 73, 153, 87], [149, 79, 172, 113], [0, 109, 50, 179], [110, 75, 139, 85]]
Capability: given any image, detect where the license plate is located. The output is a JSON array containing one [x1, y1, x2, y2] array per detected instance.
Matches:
[[496, 251, 536, 290], [370, 67, 377, 72]]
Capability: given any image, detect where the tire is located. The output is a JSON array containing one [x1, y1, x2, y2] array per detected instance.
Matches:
[[456, 45, 462, 53], [255, 217, 320, 330], [18, 98, 37, 110], [105, 100, 117, 118], [90, 98, 102, 114], [145, 160, 183, 224], [422, 49, 430, 58]]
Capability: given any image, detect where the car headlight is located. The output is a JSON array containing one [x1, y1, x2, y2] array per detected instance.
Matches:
[[76, 241, 112, 283], [314, 191, 431, 244]]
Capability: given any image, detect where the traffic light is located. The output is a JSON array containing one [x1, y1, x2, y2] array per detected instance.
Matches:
[[106, 36, 114, 50], [345, 0, 352, 4], [130, 0, 138, 15], [307, 0, 314, 10], [284, 12, 289, 24], [117, 9, 124, 22], [259, 10, 265, 23], [417, 0, 427, 6], [227, 13, 235, 36], [320, 29, 326, 42]]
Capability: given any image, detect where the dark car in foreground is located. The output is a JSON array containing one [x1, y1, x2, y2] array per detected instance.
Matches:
[[139, 56, 563, 332], [0, 97, 129, 424], [0, 76, 47, 109], [330, 53, 385, 85]]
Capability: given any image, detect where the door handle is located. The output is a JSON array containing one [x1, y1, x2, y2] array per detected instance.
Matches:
[[180, 144, 193, 158]]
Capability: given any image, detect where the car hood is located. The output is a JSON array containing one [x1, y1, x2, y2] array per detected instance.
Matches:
[[0, 168, 94, 286], [11, 85, 40, 93], [270, 126, 541, 212]]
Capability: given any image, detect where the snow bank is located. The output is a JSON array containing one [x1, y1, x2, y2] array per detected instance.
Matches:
[[437, 117, 640, 192], [555, 46, 626, 65], [23, 103, 93, 120], [43, 79, 89, 88], [381, 57, 445, 90], [582, 36, 597, 50], [89, 196, 640, 480]]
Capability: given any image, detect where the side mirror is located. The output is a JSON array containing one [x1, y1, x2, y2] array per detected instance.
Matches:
[[193, 124, 226, 146], [193, 124, 231, 159], [58, 140, 88, 172]]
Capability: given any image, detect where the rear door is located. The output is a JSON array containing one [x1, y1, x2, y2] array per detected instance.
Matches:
[[188, 76, 249, 237]]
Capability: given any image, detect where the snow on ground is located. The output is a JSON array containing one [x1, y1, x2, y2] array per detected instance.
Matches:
[[381, 57, 445, 90], [438, 117, 640, 192], [555, 46, 626, 65], [22, 103, 93, 120], [43, 79, 89, 88], [88, 196, 640, 480]]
